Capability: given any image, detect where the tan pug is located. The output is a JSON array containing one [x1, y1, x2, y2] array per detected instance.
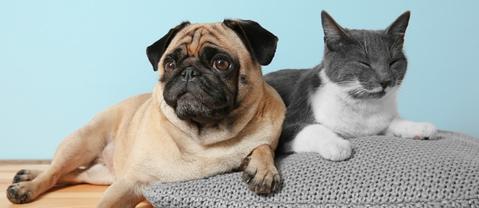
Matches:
[[6, 20, 286, 208]]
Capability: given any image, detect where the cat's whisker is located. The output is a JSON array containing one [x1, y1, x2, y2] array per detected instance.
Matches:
[[336, 81, 359, 87], [350, 88, 368, 97], [335, 81, 355, 85]]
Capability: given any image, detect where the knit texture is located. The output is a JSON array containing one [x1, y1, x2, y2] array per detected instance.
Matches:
[[144, 131, 479, 208]]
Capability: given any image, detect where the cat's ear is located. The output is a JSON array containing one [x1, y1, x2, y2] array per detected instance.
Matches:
[[321, 11, 350, 49], [385, 11, 410, 37]]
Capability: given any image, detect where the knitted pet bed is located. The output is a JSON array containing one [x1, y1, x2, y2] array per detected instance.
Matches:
[[144, 131, 479, 207]]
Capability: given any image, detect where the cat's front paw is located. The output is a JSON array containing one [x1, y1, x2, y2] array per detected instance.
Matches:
[[291, 124, 353, 161], [317, 139, 353, 161], [387, 120, 437, 140]]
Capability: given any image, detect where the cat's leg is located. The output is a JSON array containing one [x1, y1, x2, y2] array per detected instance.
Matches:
[[290, 124, 352, 161], [386, 117, 437, 139]]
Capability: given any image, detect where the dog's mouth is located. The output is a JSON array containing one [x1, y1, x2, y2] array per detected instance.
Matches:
[[164, 82, 235, 124], [175, 92, 232, 124]]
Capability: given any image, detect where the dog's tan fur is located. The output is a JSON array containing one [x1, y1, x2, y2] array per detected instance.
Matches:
[[7, 22, 285, 208]]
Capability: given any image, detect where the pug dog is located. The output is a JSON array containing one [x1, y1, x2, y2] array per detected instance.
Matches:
[[6, 20, 286, 208]]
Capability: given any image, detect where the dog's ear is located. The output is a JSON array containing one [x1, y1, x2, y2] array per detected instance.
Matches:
[[147, 21, 190, 71], [223, 19, 278, 66]]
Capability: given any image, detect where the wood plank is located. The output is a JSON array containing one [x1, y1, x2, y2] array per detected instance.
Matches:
[[0, 163, 152, 208], [0, 160, 51, 165]]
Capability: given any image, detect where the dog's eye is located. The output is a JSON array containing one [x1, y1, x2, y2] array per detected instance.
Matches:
[[164, 59, 176, 71], [212, 57, 231, 71]]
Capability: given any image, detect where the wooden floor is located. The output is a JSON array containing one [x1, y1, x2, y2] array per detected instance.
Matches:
[[0, 162, 152, 208]]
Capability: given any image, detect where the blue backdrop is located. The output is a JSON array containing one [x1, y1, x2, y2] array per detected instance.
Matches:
[[1, 0, 478, 159]]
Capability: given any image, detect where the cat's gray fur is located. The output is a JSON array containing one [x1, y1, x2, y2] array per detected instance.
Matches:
[[265, 11, 437, 160]]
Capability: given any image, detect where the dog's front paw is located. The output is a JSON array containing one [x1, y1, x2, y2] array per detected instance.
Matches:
[[12, 169, 41, 183], [241, 156, 281, 194], [317, 138, 352, 161], [6, 182, 35, 204], [388, 120, 437, 140]]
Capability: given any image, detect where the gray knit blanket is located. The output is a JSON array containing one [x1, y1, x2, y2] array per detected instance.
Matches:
[[144, 131, 479, 207]]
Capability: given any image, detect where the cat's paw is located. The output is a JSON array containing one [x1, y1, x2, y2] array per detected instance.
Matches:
[[317, 139, 353, 161], [387, 120, 437, 140], [291, 124, 353, 161]]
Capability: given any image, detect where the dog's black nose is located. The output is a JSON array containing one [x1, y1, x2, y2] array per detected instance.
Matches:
[[380, 80, 393, 89], [181, 67, 201, 81]]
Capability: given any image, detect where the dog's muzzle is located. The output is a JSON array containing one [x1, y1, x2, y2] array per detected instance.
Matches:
[[181, 67, 201, 82]]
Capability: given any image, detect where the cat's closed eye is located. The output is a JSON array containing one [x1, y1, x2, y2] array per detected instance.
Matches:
[[389, 59, 403, 67], [357, 61, 371, 68]]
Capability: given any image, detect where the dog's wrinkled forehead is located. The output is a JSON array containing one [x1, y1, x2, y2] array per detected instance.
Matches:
[[147, 20, 278, 72], [164, 23, 247, 60]]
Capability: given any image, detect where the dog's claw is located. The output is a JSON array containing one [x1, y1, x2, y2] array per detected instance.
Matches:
[[6, 183, 33, 204], [241, 157, 281, 194]]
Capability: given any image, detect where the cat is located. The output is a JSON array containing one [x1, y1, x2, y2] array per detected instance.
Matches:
[[265, 11, 437, 161]]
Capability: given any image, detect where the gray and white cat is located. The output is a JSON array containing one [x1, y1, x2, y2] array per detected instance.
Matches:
[[265, 11, 437, 161]]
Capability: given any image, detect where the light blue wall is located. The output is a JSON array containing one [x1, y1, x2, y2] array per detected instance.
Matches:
[[1, 0, 478, 159]]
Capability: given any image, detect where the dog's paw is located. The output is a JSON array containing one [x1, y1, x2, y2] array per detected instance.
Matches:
[[6, 182, 35, 204], [12, 169, 41, 183], [316, 138, 352, 161], [388, 121, 437, 140], [241, 157, 281, 194]]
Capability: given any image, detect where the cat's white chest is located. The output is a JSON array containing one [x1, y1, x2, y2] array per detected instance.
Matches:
[[311, 74, 398, 138]]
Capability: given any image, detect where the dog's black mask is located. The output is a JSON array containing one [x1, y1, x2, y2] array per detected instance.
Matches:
[[161, 47, 240, 124]]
